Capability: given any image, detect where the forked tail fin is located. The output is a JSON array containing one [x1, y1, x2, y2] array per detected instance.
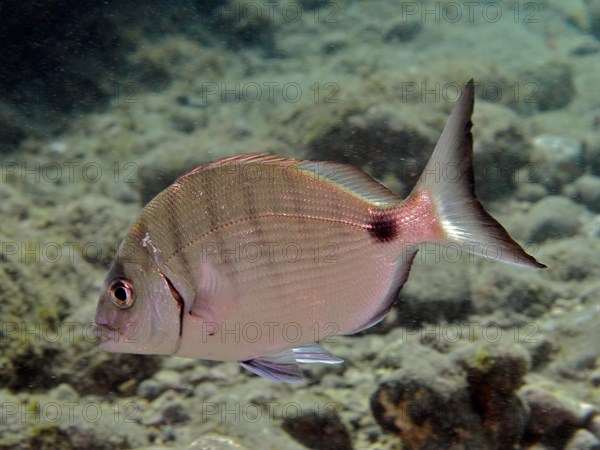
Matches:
[[411, 79, 545, 268]]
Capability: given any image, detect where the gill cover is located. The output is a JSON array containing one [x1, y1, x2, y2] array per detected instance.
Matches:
[[95, 238, 182, 355]]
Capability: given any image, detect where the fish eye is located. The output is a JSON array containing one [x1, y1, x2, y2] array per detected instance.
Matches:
[[108, 279, 135, 309]]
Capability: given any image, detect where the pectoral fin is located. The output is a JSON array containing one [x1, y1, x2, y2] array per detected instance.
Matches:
[[240, 344, 343, 383], [190, 258, 239, 334]]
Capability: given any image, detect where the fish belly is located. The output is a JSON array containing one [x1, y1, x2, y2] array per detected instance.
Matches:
[[175, 216, 407, 361]]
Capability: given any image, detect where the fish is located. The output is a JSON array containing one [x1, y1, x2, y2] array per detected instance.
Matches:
[[94, 80, 545, 383]]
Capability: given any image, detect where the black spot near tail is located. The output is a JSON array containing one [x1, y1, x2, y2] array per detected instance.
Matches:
[[368, 212, 398, 242]]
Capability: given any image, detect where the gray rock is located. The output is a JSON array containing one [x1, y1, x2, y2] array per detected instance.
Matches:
[[520, 62, 575, 112], [590, 415, 600, 440], [321, 33, 349, 54], [565, 429, 600, 450], [23, 398, 150, 449], [137, 379, 165, 401], [470, 263, 558, 317], [162, 426, 177, 442], [60, 194, 138, 267], [530, 134, 584, 191], [70, 352, 161, 396], [49, 383, 79, 403], [589, 0, 600, 39], [524, 196, 584, 243], [307, 101, 437, 197], [383, 21, 423, 42], [570, 40, 600, 56], [215, 0, 276, 53], [186, 434, 249, 450], [564, 175, 600, 212], [163, 402, 190, 425], [471, 102, 530, 200], [154, 369, 184, 390], [525, 334, 560, 370], [539, 237, 600, 281], [515, 182, 548, 203], [397, 257, 472, 328], [143, 390, 191, 426]]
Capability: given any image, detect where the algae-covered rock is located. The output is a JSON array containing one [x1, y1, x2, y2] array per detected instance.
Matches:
[[457, 344, 530, 447], [371, 341, 530, 449]]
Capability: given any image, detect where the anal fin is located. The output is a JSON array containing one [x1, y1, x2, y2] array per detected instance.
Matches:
[[346, 250, 417, 335], [240, 344, 343, 383]]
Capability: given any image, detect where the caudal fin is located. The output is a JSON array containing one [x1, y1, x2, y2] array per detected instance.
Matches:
[[412, 79, 545, 268]]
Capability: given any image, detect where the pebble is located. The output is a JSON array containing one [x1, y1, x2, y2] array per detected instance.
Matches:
[[49, 383, 79, 402], [524, 196, 583, 242], [521, 62, 575, 112], [137, 379, 166, 401], [539, 237, 600, 281], [161, 426, 177, 442], [515, 182, 547, 202], [590, 416, 600, 439], [155, 369, 183, 388], [590, 0, 600, 40], [565, 429, 600, 450], [383, 21, 423, 42], [530, 134, 583, 191], [564, 175, 600, 212], [187, 434, 249, 450], [162, 402, 190, 424]]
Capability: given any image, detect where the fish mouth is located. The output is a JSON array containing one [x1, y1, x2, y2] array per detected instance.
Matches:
[[93, 322, 119, 346]]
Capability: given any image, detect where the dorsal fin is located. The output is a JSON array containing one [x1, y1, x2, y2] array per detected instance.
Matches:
[[296, 160, 400, 206], [178, 153, 401, 207], [177, 153, 295, 180]]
